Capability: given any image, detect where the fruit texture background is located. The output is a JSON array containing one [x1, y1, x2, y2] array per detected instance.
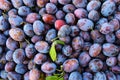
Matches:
[[0, 0, 120, 80]]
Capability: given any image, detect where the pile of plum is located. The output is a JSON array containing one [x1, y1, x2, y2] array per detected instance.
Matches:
[[0, 0, 120, 80]]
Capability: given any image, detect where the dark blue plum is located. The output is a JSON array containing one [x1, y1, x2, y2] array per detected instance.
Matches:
[[39, 8, 47, 16], [29, 68, 40, 80], [37, 0, 49, 8], [80, 31, 91, 41], [89, 59, 103, 72], [24, 71, 29, 80], [0, 16, 9, 31], [83, 42, 92, 51], [5, 61, 15, 72], [115, 29, 120, 39], [58, 25, 71, 37], [70, 25, 80, 37], [11, 0, 23, 9], [106, 71, 117, 80], [58, 0, 71, 5], [34, 53, 47, 65], [59, 36, 71, 44], [23, 23, 34, 37], [68, 71, 82, 80], [18, 6, 31, 16], [89, 43, 101, 57], [105, 33, 116, 43], [15, 64, 28, 74], [41, 62, 56, 74], [72, 0, 87, 8], [8, 9, 17, 17], [26, 13, 41, 23], [25, 44, 36, 59], [72, 36, 84, 52], [55, 53, 67, 65], [0, 70, 8, 79], [6, 37, 19, 50], [33, 20, 45, 35], [13, 48, 26, 64], [109, 19, 120, 31], [96, 18, 108, 30], [0, 33, 7, 46], [65, 13, 75, 25], [87, 0, 101, 11], [50, 0, 58, 4], [28, 60, 35, 70], [45, 3, 57, 14], [103, 43, 119, 57], [0, 0, 11, 11], [90, 30, 105, 43], [45, 29, 56, 43], [8, 15, 23, 27], [63, 4, 76, 13], [9, 28, 25, 41], [31, 35, 43, 43], [94, 72, 106, 80], [100, 23, 114, 34], [55, 10, 65, 19], [63, 58, 79, 72], [101, 0, 115, 17], [62, 45, 72, 56], [23, 0, 35, 7], [111, 66, 120, 73], [88, 10, 99, 21], [3, 30, 9, 36], [7, 72, 22, 80], [74, 8, 88, 19], [83, 72, 93, 80], [78, 52, 91, 67], [77, 18, 94, 31], [5, 50, 13, 61], [35, 41, 50, 53]]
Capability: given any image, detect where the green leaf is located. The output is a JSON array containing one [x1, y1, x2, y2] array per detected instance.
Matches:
[[49, 40, 65, 62], [55, 40, 65, 45], [58, 77, 64, 80], [46, 76, 58, 80], [49, 44, 57, 61], [53, 73, 61, 76], [51, 37, 59, 42]]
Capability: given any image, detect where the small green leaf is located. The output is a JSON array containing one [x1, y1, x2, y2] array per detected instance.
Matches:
[[55, 40, 65, 45], [58, 77, 64, 80], [53, 73, 61, 76], [46, 76, 58, 80], [49, 40, 65, 61], [49, 44, 57, 61], [51, 37, 59, 42]]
